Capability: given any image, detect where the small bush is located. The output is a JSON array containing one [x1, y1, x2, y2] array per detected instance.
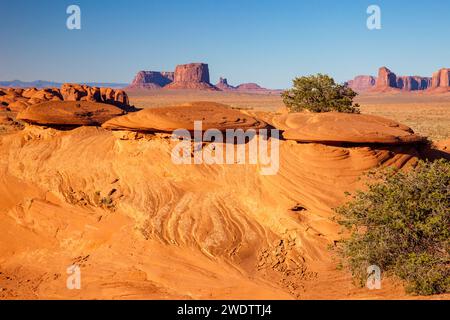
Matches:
[[282, 74, 360, 113], [335, 160, 450, 295]]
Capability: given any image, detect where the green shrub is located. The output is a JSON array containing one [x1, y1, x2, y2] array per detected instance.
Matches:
[[282, 74, 360, 113], [335, 160, 450, 295]]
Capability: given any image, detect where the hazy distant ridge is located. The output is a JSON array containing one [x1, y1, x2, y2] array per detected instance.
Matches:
[[0, 80, 128, 89]]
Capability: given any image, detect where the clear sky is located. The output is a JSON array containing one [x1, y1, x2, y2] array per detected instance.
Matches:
[[0, 0, 449, 88]]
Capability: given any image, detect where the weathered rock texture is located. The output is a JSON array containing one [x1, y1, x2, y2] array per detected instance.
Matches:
[[272, 112, 424, 144], [0, 84, 132, 128], [129, 71, 174, 89], [102, 101, 266, 132], [164, 63, 218, 90], [17, 101, 125, 127]]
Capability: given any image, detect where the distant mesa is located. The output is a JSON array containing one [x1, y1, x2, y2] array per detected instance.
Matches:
[[346, 66, 450, 93], [431, 68, 450, 91], [215, 77, 236, 91], [129, 71, 174, 89], [373, 67, 432, 92], [128, 63, 276, 93], [236, 83, 267, 91], [0, 80, 127, 89], [164, 63, 218, 90], [346, 76, 377, 93]]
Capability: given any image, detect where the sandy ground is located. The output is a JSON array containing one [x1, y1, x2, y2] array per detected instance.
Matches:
[[0, 90, 449, 300]]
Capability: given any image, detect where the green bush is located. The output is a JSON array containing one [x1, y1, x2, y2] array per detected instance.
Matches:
[[335, 160, 450, 295], [282, 74, 360, 113]]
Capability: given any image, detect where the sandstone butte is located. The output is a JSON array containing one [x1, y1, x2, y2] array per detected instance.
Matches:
[[345, 75, 376, 93], [347, 66, 450, 93], [215, 77, 236, 91], [127, 63, 272, 92], [129, 71, 174, 89], [102, 101, 266, 132], [431, 68, 450, 92], [163, 63, 218, 90]]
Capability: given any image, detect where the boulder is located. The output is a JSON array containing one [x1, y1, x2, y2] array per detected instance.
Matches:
[[102, 101, 266, 132], [17, 101, 126, 127], [273, 112, 424, 144]]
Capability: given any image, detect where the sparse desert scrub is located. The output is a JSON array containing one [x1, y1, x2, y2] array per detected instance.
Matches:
[[336, 160, 450, 295], [282, 74, 360, 113]]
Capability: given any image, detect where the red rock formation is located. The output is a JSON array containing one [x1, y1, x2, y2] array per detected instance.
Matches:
[[215, 77, 235, 91], [164, 63, 218, 90], [129, 71, 174, 89], [371, 67, 432, 92], [273, 112, 424, 144], [0, 85, 132, 119], [17, 101, 125, 127], [102, 101, 266, 132], [431, 68, 450, 90], [375, 67, 398, 90], [346, 76, 376, 93], [396, 76, 431, 91]]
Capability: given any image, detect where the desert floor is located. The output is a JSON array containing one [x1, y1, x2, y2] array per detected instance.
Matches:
[[0, 90, 449, 300]]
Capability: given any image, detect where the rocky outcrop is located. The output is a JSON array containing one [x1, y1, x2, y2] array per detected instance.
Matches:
[[0, 84, 130, 110], [431, 68, 450, 90], [396, 76, 431, 91], [129, 71, 174, 89], [164, 63, 218, 90], [215, 77, 235, 91], [375, 67, 398, 90], [0, 84, 132, 126], [102, 101, 266, 132], [17, 101, 125, 127], [272, 112, 424, 145], [372, 67, 432, 92], [346, 76, 376, 92]]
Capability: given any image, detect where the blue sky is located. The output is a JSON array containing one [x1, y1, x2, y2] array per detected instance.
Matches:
[[0, 0, 449, 88]]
